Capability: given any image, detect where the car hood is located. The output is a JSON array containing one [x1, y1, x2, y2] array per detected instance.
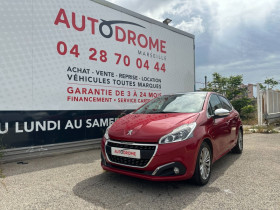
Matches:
[[108, 113, 200, 143]]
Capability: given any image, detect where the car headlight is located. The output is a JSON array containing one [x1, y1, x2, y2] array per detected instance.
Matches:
[[104, 124, 113, 140], [159, 122, 196, 144]]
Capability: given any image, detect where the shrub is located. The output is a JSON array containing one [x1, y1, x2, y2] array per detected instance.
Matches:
[[241, 105, 256, 119], [231, 97, 254, 113]]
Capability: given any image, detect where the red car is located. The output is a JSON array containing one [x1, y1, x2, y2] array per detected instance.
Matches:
[[101, 92, 243, 185]]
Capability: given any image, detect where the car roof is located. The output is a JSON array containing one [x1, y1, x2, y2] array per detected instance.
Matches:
[[171, 91, 210, 95], [173, 91, 224, 96]]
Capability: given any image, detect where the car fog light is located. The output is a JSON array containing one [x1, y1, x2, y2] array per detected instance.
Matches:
[[174, 167, 180, 174]]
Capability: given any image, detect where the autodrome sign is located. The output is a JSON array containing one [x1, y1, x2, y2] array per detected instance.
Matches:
[[0, 0, 194, 148]]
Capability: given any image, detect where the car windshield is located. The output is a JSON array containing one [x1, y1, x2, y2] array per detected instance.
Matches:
[[134, 92, 207, 114]]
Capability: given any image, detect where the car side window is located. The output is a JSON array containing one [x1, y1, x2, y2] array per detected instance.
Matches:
[[208, 104, 213, 116], [208, 94, 222, 116], [218, 96, 232, 111]]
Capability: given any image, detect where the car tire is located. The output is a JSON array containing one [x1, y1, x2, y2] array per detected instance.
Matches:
[[232, 129, 243, 154], [193, 142, 212, 186]]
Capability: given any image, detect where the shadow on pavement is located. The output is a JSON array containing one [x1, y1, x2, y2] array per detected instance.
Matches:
[[73, 152, 241, 209]]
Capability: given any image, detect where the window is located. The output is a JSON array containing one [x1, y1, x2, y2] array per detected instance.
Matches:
[[218, 96, 232, 111], [208, 94, 222, 116], [135, 92, 207, 114]]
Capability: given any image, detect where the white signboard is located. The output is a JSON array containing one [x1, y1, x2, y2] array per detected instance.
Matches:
[[0, 0, 194, 111]]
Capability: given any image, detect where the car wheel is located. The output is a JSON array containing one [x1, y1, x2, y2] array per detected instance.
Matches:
[[232, 129, 243, 154], [193, 142, 212, 185]]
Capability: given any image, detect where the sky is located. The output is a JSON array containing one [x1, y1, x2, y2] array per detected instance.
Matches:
[[107, 0, 280, 89]]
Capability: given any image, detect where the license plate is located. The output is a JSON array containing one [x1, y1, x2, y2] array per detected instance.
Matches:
[[111, 147, 141, 159]]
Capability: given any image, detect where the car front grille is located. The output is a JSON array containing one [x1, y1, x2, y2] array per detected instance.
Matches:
[[105, 140, 157, 168]]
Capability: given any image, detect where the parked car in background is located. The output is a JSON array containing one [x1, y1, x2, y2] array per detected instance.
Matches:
[[101, 92, 243, 185]]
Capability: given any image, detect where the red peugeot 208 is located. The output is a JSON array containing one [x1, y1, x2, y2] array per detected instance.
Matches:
[[101, 92, 243, 185]]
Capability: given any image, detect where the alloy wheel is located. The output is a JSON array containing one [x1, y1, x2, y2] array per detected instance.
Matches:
[[199, 147, 211, 180], [238, 131, 243, 151]]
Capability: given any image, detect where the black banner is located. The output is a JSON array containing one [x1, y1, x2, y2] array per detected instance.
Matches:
[[0, 110, 131, 148]]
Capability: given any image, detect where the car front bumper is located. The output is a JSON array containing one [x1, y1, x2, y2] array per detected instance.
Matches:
[[101, 137, 199, 181]]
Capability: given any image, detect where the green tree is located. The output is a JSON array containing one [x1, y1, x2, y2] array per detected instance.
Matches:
[[259, 83, 266, 91], [203, 73, 257, 121], [264, 78, 279, 89], [203, 72, 246, 100]]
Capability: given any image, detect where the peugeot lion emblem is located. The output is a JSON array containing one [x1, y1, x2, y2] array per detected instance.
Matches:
[[127, 130, 133, 135]]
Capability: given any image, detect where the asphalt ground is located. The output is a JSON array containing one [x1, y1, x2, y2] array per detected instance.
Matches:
[[0, 133, 279, 210]]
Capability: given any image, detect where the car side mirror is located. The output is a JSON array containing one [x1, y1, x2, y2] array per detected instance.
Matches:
[[214, 108, 230, 118]]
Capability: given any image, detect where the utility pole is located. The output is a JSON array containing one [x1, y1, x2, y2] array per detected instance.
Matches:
[[204, 76, 207, 89], [256, 83, 263, 125]]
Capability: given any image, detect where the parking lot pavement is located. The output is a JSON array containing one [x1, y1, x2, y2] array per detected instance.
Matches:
[[0, 133, 279, 210]]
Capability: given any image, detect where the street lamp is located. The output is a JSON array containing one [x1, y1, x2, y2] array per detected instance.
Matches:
[[163, 18, 172, 25]]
